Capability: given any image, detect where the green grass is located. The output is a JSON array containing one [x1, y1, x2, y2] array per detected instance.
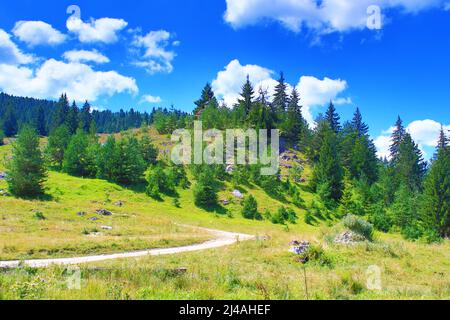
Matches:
[[0, 131, 449, 300]]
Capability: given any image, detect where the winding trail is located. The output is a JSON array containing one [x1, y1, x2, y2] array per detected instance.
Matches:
[[0, 226, 255, 268]]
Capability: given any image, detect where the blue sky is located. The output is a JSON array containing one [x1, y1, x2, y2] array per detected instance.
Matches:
[[0, 0, 449, 159]]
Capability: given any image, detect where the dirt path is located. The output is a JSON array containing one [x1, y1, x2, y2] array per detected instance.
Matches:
[[0, 226, 255, 268]]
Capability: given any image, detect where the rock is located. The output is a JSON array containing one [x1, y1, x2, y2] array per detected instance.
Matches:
[[96, 209, 113, 216], [232, 190, 244, 199], [113, 201, 124, 207], [256, 235, 270, 241], [225, 165, 234, 174], [77, 211, 87, 216], [289, 240, 311, 255], [222, 200, 230, 206], [101, 226, 113, 231], [0, 189, 10, 197], [89, 217, 99, 221], [334, 230, 365, 245], [0, 172, 7, 180]]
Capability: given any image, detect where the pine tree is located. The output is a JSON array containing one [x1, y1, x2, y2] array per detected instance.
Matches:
[[282, 88, 306, 145], [194, 83, 217, 115], [0, 130, 4, 146], [193, 168, 218, 208], [50, 94, 70, 133], [66, 101, 79, 135], [272, 72, 289, 121], [312, 127, 343, 204], [96, 136, 120, 182], [421, 133, 450, 237], [62, 130, 96, 177], [79, 101, 93, 133], [434, 126, 449, 160], [325, 101, 341, 134], [6, 125, 47, 197], [351, 108, 369, 137], [237, 75, 254, 116], [2, 103, 18, 137], [395, 133, 426, 192], [350, 135, 379, 184], [114, 137, 146, 184], [36, 105, 47, 136], [46, 125, 70, 170], [140, 134, 158, 165], [389, 116, 406, 162]]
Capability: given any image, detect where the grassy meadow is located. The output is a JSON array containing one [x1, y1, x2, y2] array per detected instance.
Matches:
[[0, 129, 449, 300]]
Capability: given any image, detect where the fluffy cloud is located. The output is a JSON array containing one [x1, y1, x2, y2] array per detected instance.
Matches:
[[374, 119, 450, 159], [131, 30, 177, 74], [140, 94, 162, 104], [63, 49, 110, 64], [0, 29, 34, 65], [0, 59, 138, 102], [66, 17, 128, 44], [224, 0, 444, 33], [211, 59, 350, 124], [445, 2, 450, 10], [13, 21, 66, 46]]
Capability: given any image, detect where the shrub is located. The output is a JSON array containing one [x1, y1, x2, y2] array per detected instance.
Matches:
[[343, 214, 374, 241], [242, 195, 258, 220], [33, 211, 46, 221], [368, 203, 392, 233]]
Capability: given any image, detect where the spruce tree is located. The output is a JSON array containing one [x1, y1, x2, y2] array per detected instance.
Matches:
[[272, 72, 289, 117], [194, 83, 217, 115], [422, 134, 450, 237], [139, 134, 158, 165], [237, 75, 254, 116], [114, 137, 146, 184], [351, 108, 369, 137], [312, 126, 343, 204], [434, 126, 448, 160], [395, 133, 426, 192], [62, 130, 96, 177], [97, 136, 119, 182], [36, 105, 47, 136], [282, 88, 306, 145], [51, 94, 70, 133], [193, 168, 218, 208], [66, 101, 79, 135], [6, 125, 47, 197], [325, 101, 341, 134], [0, 130, 4, 146], [389, 116, 406, 162], [79, 101, 93, 133], [2, 103, 18, 137], [46, 125, 70, 169]]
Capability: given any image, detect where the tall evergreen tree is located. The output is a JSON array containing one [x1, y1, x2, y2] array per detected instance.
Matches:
[[422, 135, 450, 237], [325, 101, 341, 134], [36, 105, 47, 136], [0, 130, 4, 146], [434, 126, 449, 160], [79, 101, 93, 133], [351, 108, 369, 137], [6, 125, 47, 197], [2, 103, 18, 137], [66, 101, 79, 135], [272, 72, 289, 116], [194, 83, 217, 115], [46, 125, 71, 170], [62, 130, 96, 177], [50, 94, 70, 133], [282, 88, 305, 145], [312, 126, 343, 203], [237, 75, 254, 116], [389, 116, 406, 162], [396, 133, 426, 192]]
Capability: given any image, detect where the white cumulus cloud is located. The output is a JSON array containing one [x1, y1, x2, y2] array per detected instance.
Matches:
[[224, 0, 444, 34], [67, 17, 128, 44], [0, 29, 34, 65], [131, 30, 177, 74], [13, 21, 66, 46], [63, 49, 110, 64], [140, 94, 162, 104], [211, 59, 350, 124], [0, 59, 138, 102]]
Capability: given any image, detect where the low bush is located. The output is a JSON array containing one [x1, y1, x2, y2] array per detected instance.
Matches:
[[342, 214, 374, 241]]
